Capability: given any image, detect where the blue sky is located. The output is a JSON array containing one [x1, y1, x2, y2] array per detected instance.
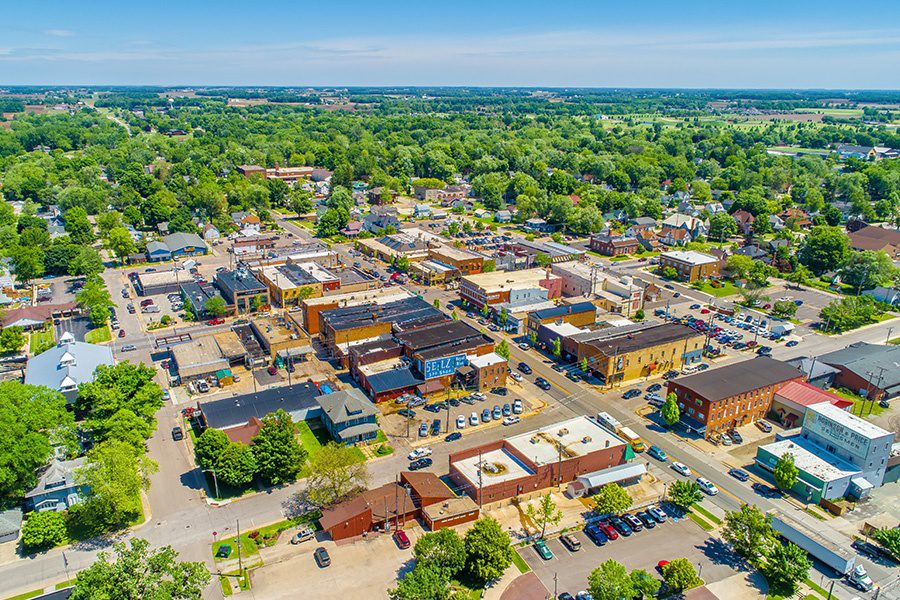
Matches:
[[2, 0, 899, 88]]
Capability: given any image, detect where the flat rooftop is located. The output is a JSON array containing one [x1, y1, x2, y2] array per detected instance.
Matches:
[[759, 437, 859, 483], [807, 402, 892, 440], [454, 448, 535, 487], [201, 381, 322, 430], [661, 250, 719, 266], [506, 416, 625, 467], [137, 270, 180, 286], [303, 289, 411, 308], [333, 267, 373, 286], [215, 268, 266, 293], [321, 296, 444, 332], [431, 244, 481, 262], [582, 322, 700, 356], [396, 320, 483, 351], [673, 357, 802, 402], [462, 269, 558, 293]]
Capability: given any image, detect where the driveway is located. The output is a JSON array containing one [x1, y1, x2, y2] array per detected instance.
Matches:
[[519, 518, 744, 597]]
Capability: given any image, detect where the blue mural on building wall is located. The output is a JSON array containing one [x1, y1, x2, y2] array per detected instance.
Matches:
[[421, 354, 468, 379]]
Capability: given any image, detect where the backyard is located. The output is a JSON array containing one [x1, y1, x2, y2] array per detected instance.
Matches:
[[84, 324, 111, 344], [28, 327, 55, 354], [692, 280, 739, 298]]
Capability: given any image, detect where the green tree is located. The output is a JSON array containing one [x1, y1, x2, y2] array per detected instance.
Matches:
[[0, 382, 73, 503], [106, 226, 137, 264], [64, 206, 94, 245], [773, 453, 799, 491], [89, 303, 111, 327], [251, 409, 306, 486], [761, 543, 811, 595], [98, 409, 154, 452], [194, 428, 232, 471], [631, 569, 661, 599], [709, 213, 738, 241], [770, 300, 798, 319], [524, 493, 563, 539], [661, 392, 680, 426], [414, 528, 466, 578], [726, 254, 755, 279], [499, 307, 508, 326], [77, 362, 163, 439], [534, 253, 552, 268], [872, 528, 900, 560], [388, 564, 450, 600], [528, 332, 537, 345], [432, 298, 440, 310], [76, 440, 158, 529], [495, 340, 510, 360], [661, 558, 701, 593], [797, 226, 850, 275], [303, 441, 367, 507], [593, 483, 633, 515], [580, 357, 589, 373], [69, 246, 104, 277], [0, 326, 24, 353], [395, 255, 410, 273], [204, 295, 227, 317], [722, 505, 776, 558], [552, 337, 561, 357], [482, 259, 496, 273], [215, 442, 257, 488], [10, 246, 45, 283], [588, 559, 635, 600], [839, 250, 896, 290], [463, 517, 513, 584], [819, 295, 882, 332], [785, 265, 811, 289], [668, 480, 703, 511], [71, 538, 210, 600], [481, 303, 490, 318], [661, 266, 678, 280], [21, 510, 67, 551], [634, 308, 645, 321]]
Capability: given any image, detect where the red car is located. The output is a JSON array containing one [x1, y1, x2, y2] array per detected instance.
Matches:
[[267, 366, 278, 376], [140, 299, 154, 307], [700, 308, 710, 314], [207, 318, 224, 325], [393, 529, 411, 549], [598, 520, 619, 540]]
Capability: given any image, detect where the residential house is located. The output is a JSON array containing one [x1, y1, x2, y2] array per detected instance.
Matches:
[[362, 206, 400, 234], [342, 220, 363, 237], [316, 388, 379, 444], [524, 218, 554, 233], [473, 209, 493, 220], [495, 210, 513, 223], [626, 217, 657, 236], [661, 214, 707, 238], [24, 457, 89, 512], [863, 286, 900, 306], [705, 202, 726, 215], [0, 509, 22, 544], [836, 144, 877, 160], [231, 211, 261, 234], [780, 208, 812, 229], [367, 186, 398, 205], [202, 224, 221, 243], [768, 214, 785, 231], [733, 244, 768, 261], [413, 204, 432, 218], [602, 210, 628, 223], [732, 210, 756, 235], [635, 230, 664, 252], [677, 200, 701, 217], [659, 227, 691, 247]]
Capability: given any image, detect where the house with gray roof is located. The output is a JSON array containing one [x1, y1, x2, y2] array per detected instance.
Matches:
[[316, 388, 379, 445], [163, 232, 207, 258], [24, 333, 115, 403], [25, 457, 88, 512], [818, 342, 900, 400], [0, 508, 22, 543]]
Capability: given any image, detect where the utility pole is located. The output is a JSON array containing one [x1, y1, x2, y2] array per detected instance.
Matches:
[[236, 519, 243, 573], [478, 449, 483, 508], [887, 327, 894, 345], [553, 573, 558, 599]]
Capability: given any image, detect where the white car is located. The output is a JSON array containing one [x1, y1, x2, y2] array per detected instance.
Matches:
[[512, 399, 523, 414], [456, 415, 466, 429], [469, 412, 480, 426], [407, 447, 433, 461], [518, 343, 530, 351], [510, 372, 523, 382], [696, 477, 719, 495], [502, 416, 520, 426], [671, 462, 692, 476], [472, 392, 486, 401]]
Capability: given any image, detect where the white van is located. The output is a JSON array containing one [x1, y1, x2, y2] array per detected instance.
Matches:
[[682, 365, 699, 375]]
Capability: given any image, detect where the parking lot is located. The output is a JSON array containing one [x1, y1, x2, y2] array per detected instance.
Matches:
[[520, 515, 741, 597]]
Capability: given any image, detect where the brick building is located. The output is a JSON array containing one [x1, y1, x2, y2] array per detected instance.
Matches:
[[589, 234, 640, 256], [448, 416, 627, 505], [459, 269, 562, 310], [666, 357, 803, 438], [658, 250, 721, 282], [526, 302, 597, 337]]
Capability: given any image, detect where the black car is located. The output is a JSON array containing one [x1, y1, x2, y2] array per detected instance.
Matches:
[[518, 362, 532, 375], [551, 363, 563, 372], [662, 370, 679, 380], [430, 419, 441, 435], [397, 408, 416, 419], [728, 429, 744, 444], [636, 511, 656, 529], [584, 524, 607, 546], [409, 457, 433, 471], [445, 432, 462, 442], [491, 387, 508, 396], [448, 398, 460, 407], [171, 426, 184, 441], [622, 388, 642, 399], [729, 468, 750, 482], [314, 546, 331, 567], [646, 383, 662, 393], [558, 594, 575, 600], [535, 378, 552, 390], [609, 516, 632, 537], [752, 482, 780, 498]]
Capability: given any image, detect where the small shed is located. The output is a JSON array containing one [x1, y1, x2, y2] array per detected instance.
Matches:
[[215, 368, 235, 386], [0, 508, 22, 544]]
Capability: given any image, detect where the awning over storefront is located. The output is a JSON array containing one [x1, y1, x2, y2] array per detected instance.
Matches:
[[417, 379, 445, 395]]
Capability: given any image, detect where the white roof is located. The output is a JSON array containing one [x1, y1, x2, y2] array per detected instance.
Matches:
[[543, 322, 587, 336], [660, 250, 719, 266], [576, 462, 647, 489], [468, 352, 506, 369], [453, 448, 535, 486], [806, 402, 891, 440], [760, 438, 859, 483], [506, 416, 625, 467]]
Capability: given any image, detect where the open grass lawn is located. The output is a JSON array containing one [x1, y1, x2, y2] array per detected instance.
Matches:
[[296, 420, 365, 476], [829, 387, 886, 417], [768, 145, 829, 154], [511, 552, 531, 574], [693, 281, 739, 298], [3, 589, 42, 600], [84, 325, 111, 344], [29, 328, 55, 354], [692, 504, 722, 525], [687, 511, 715, 532], [212, 532, 260, 561]]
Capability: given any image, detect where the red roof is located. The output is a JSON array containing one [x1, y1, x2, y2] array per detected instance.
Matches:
[[775, 381, 853, 409], [222, 417, 263, 445]]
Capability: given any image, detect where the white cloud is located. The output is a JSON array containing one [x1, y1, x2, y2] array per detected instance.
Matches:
[[43, 29, 75, 37]]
